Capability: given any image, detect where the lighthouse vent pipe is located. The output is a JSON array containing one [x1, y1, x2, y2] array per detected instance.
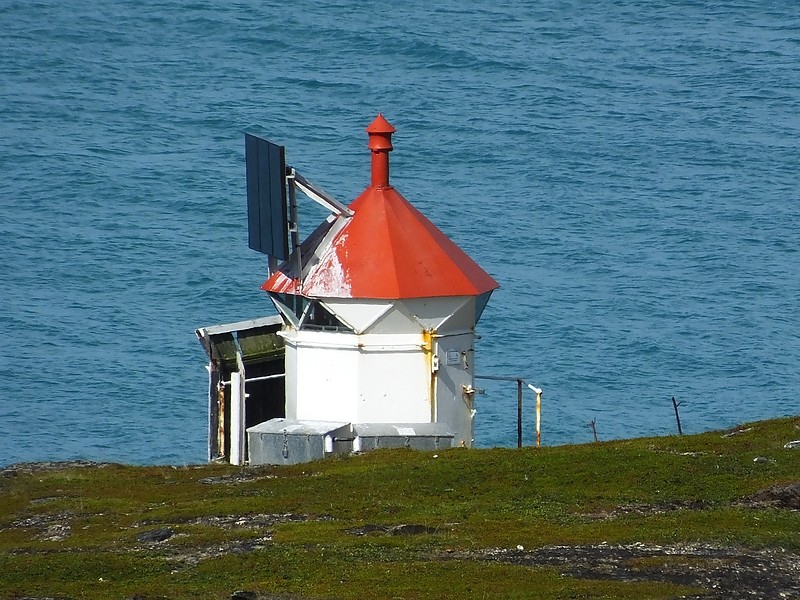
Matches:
[[366, 113, 396, 189]]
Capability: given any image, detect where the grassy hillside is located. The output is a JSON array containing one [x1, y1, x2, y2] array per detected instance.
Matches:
[[1, 416, 799, 599]]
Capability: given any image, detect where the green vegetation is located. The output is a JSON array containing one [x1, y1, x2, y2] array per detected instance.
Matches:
[[1, 416, 798, 599]]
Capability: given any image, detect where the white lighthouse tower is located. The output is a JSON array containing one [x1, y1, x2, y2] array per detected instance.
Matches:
[[259, 114, 498, 451]]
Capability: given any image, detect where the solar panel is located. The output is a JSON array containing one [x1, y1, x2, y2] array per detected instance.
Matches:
[[245, 133, 289, 260]]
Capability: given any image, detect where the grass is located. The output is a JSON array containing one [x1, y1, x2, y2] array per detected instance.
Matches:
[[1, 416, 798, 599]]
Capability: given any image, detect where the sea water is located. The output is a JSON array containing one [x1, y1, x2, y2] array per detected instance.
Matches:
[[1, 1, 798, 465]]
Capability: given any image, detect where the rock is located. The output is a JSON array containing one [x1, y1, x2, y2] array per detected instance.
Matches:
[[136, 527, 175, 543]]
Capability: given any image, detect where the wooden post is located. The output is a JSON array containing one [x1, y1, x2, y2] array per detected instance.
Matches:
[[672, 396, 683, 435]]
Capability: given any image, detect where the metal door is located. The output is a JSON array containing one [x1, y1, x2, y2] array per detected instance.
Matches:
[[434, 333, 476, 447]]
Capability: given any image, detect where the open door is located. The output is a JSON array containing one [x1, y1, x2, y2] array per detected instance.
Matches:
[[196, 316, 286, 464]]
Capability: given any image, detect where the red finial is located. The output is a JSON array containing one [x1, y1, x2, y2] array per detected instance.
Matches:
[[366, 113, 395, 188]]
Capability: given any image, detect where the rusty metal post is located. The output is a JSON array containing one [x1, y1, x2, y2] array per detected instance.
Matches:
[[536, 388, 542, 447], [517, 378, 523, 448]]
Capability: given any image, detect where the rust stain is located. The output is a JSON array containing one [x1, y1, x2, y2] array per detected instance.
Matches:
[[422, 329, 436, 422]]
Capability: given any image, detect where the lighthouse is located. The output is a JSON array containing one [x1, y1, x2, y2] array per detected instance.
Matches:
[[258, 114, 499, 452]]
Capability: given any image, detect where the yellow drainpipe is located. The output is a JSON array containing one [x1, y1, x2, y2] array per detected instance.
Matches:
[[422, 329, 436, 422]]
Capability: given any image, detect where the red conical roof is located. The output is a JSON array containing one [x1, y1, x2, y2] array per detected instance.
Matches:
[[261, 116, 499, 300]]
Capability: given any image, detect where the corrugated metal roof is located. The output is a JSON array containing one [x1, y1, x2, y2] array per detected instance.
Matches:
[[196, 316, 284, 369]]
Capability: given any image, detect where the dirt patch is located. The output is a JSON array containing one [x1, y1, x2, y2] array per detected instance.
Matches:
[[459, 543, 800, 599], [739, 482, 800, 510], [197, 470, 278, 485], [156, 536, 275, 568], [582, 484, 800, 520], [129, 513, 333, 568], [346, 523, 439, 536], [184, 513, 329, 529], [0, 461, 116, 477], [10, 513, 73, 542], [231, 592, 318, 600], [582, 499, 708, 520], [137, 512, 332, 531]]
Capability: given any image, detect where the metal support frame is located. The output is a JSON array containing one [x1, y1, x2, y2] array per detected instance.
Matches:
[[220, 372, 285, 387], [287, 169, 302, 284], [476, 374, 542, 448], [293, 170, 354, 217], [286, 168, 304, 323]]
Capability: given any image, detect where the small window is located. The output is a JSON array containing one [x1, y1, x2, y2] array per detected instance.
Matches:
[[269, 293, 309, 327], [300, 300, 353, 332]]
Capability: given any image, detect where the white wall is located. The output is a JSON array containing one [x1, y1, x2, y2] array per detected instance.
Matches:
[[293, 331, 361, 422], [282, 336, 299, 419], [278, 297, 479, 445], [356, 344, 430, 423]]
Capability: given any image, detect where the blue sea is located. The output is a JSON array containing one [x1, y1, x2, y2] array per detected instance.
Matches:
[[2, 1, 798, 466]]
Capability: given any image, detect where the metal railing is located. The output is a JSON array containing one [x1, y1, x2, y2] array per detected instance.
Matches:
[[475, 375, 542, 448]]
